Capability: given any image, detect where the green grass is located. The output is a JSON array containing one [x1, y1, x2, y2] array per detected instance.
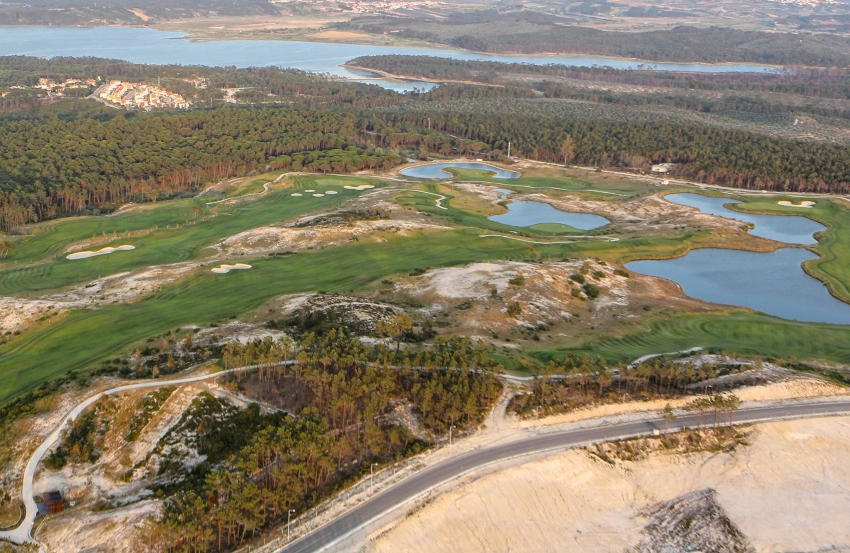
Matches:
[[4, 170, 850, 406], [446, 168, 650, 198], [538, 311, 850, 365], [0, 228, 571, 403], [0, 176, 387, 296]]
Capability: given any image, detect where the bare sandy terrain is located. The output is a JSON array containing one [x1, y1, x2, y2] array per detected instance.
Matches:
[[38, 499, 159, 553], [368, 414, 850, 553], [215, 218, 447, 257], [0, 263, 197, 334]]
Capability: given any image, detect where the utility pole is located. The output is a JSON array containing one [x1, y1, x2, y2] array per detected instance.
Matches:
[[370, 462, 378, 493], [427, 117, 431, 130], [449, 424, 456, 446], [287, 509, 296, 541], [507, 141, 511, 159]]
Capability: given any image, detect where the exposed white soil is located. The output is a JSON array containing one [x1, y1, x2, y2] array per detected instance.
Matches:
[[65, 245, 135, 260], [192, 321, 290, 346], [38, 499, 160, 553], [393, 260, 654, 333], [368, 414, 850, 553], [0, 263, 197, 333], [211, 262, 252, 274], [777, 200, 815, 208], [215, 218, 447, 257], [277, 293, 401, 334]]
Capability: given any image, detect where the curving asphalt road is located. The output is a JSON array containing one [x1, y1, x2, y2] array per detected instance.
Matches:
[[276, 400, 850, 553]]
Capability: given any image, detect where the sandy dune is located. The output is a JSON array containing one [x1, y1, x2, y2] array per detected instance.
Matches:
[[369, 415, 850, 553], [211, 263, 252, 274], [66, 245, 135, 260]]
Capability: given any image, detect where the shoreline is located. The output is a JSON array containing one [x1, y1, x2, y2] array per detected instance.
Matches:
[[0, 24, 783, 71]]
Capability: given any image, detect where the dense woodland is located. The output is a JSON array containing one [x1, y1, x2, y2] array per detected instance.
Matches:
[[140, 331, 502, 551], [343, 12, 850, 66], [509, 356, 755, 418], [350, 56, 850, 100], [3, 55, 850, 231]]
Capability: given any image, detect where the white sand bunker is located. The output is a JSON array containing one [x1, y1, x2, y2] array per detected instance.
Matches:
[[326, 190, 338, 195], [211, 263, 252, 274], [66, 245, 135, 260], [343, 184, 375, 191], [312, 193, 325, 197], [291, 193, 303, 197], [778, 200, 815, 208], [305, 189, 316, 192]]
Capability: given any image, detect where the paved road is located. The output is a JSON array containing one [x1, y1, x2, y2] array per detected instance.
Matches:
[[277, 400, 850, 553]]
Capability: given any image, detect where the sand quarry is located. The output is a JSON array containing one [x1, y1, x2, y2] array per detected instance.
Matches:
[[368, 412, 850, 553]]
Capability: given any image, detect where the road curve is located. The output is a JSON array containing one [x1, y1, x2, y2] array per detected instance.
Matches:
[[276, 400, 850, 553], [0, 362, 281, 545]]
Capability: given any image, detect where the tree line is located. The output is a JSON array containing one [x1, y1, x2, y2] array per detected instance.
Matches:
[[145, 330, 501, 551]]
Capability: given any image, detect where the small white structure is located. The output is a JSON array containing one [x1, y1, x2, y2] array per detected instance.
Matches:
[[651, 163, 672, 174]]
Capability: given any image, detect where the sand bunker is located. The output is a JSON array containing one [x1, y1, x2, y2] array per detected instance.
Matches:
[[66, 245, 135, 260], [344, 184, 376, 191], [291, 193, 303, 197], [211, 263, 252, 274], [313, 193, 325, 197], [326, 190, 338, 195], [778, 200, 815, 208], [305, 189, 316, 192]]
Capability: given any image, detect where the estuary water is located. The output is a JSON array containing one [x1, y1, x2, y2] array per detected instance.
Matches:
[[0, 27, 775, 87], [666, 193, 825, 245], [400, 162, 521, 179], [489, 201, 610, 231], [627, 248, 850, 324]]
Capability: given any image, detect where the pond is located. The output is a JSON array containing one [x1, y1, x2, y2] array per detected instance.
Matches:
[[400, 162, 522, 180], [489, 201, 610, 231], [666, 193, 825, 245], [626, 248, 850, 324]]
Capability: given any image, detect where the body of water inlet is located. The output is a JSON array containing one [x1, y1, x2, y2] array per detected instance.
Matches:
[[626, 248, 850, 324], [0, 27, 776, 93], [666, 193, 825, 245]]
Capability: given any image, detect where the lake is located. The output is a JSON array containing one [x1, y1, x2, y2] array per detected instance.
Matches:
[[0, 27, 776, 88], [626, 248, 850, 324], [400, 162, 521, 179], [666, 193, 825, 245], [489, 201, 610, 231]]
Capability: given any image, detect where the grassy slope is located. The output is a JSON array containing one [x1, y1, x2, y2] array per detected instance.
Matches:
[[4, 171, 850, 403], [0, 176, 387, 296], [540, 311, 850, 365]]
